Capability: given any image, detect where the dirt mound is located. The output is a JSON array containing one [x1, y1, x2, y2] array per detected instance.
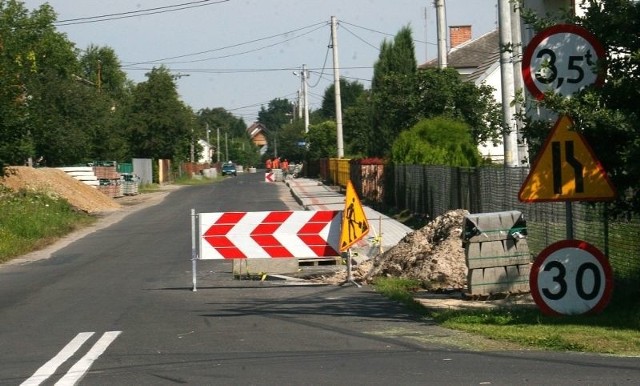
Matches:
[[368, 209, 469, 289], [1, 166, 121, 214], [313, 209, 469, 289]]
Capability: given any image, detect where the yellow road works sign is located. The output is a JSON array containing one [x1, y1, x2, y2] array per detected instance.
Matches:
[[519, 115, 616, 202], [340, 180, 370, 251]]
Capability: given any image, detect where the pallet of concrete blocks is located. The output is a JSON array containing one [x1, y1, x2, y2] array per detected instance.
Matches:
[[462, 211, 531, 296]]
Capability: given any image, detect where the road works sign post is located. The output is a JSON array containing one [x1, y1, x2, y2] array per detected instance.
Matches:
[[520, 25, 615, 315], [522, 24, 605, 100], [339, 181, 369, 287], [530, 240, 613, 316], [518, 115, 616, 204]]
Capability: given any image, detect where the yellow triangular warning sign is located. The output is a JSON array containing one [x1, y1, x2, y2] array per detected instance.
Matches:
[[340, 180, 370, 252], [519, 115, 616, 202]]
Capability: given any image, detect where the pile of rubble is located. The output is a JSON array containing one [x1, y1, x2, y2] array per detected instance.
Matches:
[[316, 209, 469, 289], [0, 166, 121, 214]]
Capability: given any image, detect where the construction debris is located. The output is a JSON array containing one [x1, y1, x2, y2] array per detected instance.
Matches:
[[312, 209, 469, 289], [0, 166, 121, 214]]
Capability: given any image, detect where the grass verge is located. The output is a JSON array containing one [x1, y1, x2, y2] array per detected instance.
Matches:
[[0, 187, 95, 263], [373, 276, 640, 356]]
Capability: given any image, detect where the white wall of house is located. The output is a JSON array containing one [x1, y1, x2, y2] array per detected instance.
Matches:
[[197, 139, 213, 164], [476, 62, 505, 163]]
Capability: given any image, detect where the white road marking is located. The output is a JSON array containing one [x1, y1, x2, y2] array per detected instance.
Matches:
[[20, 331, 121, 386], [21, 332, 94, 386], [55, 331, 122, 386]]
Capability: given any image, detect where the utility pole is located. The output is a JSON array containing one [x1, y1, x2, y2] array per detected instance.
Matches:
[[330, 16, 345, 158], [190, 127, 195, 163], [206, 123, 211, 164], [216, 127, 220, 163], [510, 1, 528, 165], [302, 64, 309, 133], [423, 6, 429, 62], [96, 60, 102, 93], [498, 0, 518, 166], [225, 132, 228, 162], [435, 0, 447, 68]]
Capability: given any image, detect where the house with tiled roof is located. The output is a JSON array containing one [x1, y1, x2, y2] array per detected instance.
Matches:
[[419, 26, 504, 162], [246, 122, 268, 155]]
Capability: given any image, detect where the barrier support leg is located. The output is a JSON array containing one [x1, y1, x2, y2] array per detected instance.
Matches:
[[340, 249, 361, 288], [191, 209, 198, 292]]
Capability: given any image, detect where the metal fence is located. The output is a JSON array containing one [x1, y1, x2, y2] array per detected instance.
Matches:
[[321, 160, 640, 293]]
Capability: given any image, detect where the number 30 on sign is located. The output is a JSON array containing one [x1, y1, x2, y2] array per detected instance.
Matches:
[[522, 24, 605, 100], [530, 240, 613, 316]]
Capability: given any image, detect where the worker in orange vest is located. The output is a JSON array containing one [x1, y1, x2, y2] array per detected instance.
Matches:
[[273, 157, 280, 170], [265, 158, 272, 170], [281, 159, 289, 175]]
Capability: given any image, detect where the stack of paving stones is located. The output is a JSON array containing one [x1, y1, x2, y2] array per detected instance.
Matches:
[[462, 211, 531, 296], [94, 165, 123, 198]]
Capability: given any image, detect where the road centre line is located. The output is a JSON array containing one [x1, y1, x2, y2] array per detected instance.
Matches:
[[21, 332, 94, 386], [55, 331, 122, 386], [20, 331, 121, 386]]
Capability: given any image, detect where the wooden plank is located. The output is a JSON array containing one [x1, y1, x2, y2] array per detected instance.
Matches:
[[465, 239, 531, 269], [467, 264, 531, 295]]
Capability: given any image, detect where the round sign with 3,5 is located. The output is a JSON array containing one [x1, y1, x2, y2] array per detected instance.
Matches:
[[522, 24, 605, 100], [530, 239, 613, 316]]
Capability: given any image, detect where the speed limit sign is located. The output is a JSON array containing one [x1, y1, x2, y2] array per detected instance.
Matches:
[[522, 24, 605, 100], [530, 239, 613, 316]]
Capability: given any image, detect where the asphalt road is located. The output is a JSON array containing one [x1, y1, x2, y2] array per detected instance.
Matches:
[[1, 173, 639, 385]]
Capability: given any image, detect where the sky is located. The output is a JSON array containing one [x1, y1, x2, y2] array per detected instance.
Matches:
[[22, 0, 498, 123]]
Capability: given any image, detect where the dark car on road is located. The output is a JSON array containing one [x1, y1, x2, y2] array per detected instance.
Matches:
[[221, 163, 237, 176]]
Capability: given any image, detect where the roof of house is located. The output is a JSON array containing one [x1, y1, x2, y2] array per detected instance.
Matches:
[[419, 29, 500, 82], [246, 122, 267, 139]]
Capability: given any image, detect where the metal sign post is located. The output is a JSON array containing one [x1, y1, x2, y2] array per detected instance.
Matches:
[[341, 249, 361, 288], [191, 209, 198, 292]]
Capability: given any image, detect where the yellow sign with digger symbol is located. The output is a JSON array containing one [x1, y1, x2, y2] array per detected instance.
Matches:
[[519, 115, 616, 202], [340, 180, 369, 252]]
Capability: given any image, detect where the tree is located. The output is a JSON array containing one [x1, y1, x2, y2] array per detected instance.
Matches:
[[197, 107, 247, 162], [0, 1, 77, 172], [413, 68, 503, 146], [520, 0, 640, 213], [343, 91, 373, 157], [197, 108, 246, 139], [257, 98, 294, 157], [126, 67, 194, 160], [275, 119, 307, 163], [306, 121, 337, 161], [79, 45, 131, 99], [368, 25, 418, 157], [320, 78, 365, 120], [391, 117, 482, 167]]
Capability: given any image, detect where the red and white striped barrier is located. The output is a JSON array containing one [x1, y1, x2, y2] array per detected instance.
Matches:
[[199, 210, 341, 259]]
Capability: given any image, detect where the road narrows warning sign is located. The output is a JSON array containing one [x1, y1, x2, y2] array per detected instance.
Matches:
[[518, 115, 616, 202], [340, 181, 369, 252]]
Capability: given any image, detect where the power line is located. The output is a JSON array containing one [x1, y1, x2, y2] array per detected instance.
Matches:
[[226, 92, 298, 112], [339, 24, 380, 51], [124, 22, 328, 66], [340, 19, 436, 47], [55, 0, 229, 26], [307, 35, 333, 89], [125, 66, 373, 74]]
